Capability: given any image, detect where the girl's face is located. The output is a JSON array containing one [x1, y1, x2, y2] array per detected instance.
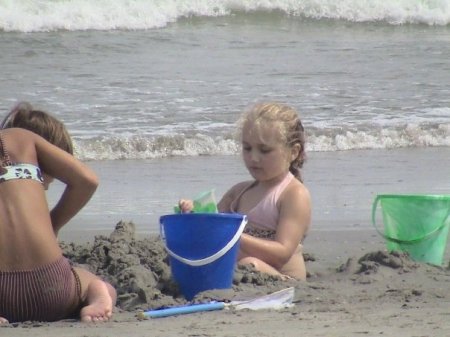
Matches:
[[242, 121, 295, 183]]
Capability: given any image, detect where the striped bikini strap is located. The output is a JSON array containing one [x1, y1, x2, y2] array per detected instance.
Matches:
[[0, 132, 13, 166]]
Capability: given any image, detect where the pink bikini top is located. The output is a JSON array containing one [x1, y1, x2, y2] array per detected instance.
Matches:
[[230, 172, 294, 232]]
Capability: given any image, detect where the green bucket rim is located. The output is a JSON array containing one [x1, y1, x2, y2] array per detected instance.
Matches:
[[372, 194, 450, 244], [375, 194, 450, 201]]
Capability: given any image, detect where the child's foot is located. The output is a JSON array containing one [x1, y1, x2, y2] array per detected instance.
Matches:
[[80, 280, 113, 323], [280, 274, 295, 281], [0, 317, 9, 325]]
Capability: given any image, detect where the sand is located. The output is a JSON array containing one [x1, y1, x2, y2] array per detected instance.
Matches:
[[2, 220, 450, 336]]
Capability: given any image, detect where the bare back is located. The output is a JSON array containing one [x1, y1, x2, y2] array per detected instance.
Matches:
[[0, 129, 62, 270]]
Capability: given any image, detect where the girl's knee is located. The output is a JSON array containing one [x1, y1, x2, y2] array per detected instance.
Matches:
[[238, 256, 270, 272], [238, 257, 283, 277], [238, 256, 258, 267]]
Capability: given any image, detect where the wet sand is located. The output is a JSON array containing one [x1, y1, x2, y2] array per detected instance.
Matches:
[[4, 220, 450, 337]]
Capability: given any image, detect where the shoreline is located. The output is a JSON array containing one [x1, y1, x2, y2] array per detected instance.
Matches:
[[50, 147, 450, 235]]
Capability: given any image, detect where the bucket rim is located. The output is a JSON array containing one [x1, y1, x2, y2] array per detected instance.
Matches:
[[372, 194, 450, 244], [160, 212, 246, 221], [375, 194, 450, 201]]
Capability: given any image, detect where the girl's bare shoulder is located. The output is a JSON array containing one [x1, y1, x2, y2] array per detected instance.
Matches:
[[283, 178, 311, 204], [2, 127, 35, 139]]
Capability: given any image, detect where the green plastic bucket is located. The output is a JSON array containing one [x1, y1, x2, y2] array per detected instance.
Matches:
[[372, 194, 450, 266]]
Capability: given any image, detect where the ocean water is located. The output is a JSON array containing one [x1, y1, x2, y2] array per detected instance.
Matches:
[[1, 1, 449, 234]]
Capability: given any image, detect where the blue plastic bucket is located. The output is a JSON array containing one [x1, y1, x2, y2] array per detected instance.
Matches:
[[160, 213, 247, 300]]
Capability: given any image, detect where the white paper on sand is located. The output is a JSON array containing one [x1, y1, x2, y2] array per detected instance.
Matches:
[[229, 287, 295, 311]]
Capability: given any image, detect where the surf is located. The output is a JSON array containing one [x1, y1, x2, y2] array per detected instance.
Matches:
[[1, 0, 449, 33]]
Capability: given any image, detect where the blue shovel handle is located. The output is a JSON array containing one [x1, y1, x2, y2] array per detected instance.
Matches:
[[139, 302, 226, 318]]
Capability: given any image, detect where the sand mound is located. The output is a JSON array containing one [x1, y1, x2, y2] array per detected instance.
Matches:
[[61, 221, 290, 311], [61, 221, 450, 314]]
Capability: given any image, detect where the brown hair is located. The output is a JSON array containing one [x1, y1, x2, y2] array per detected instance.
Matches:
[[1, 102, 73, 154], [239, 102, 306, 181]]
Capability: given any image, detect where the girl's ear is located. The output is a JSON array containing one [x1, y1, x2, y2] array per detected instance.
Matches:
[[290, 143, 301, 161]]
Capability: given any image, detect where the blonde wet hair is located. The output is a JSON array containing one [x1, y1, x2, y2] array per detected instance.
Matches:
[[1, 101, 73, 155], [239, 102, 306, 181]]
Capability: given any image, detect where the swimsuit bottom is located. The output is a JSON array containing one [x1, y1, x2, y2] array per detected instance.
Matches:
[[0, 256, 81, 322], [244, 225, 276, 240]]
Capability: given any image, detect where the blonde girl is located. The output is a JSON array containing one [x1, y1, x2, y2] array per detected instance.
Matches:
[[180, 102, 311, 280]]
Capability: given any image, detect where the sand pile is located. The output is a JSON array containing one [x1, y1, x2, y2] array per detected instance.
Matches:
[[60, 221, 289, 311], [61, 221, 450, 314]]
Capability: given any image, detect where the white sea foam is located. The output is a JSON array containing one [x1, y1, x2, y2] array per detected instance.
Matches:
[[1, 0, 449, 32], [73, 122, 450, 161]]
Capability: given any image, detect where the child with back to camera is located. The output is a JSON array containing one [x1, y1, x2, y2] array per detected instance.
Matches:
[[179, 102, 311, 280], [0, 102, 117, 324]]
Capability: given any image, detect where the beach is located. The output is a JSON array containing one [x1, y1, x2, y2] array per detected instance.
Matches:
[[1, 147, 448, 336], [3, 224, 450, 337], [1, 1, 450, 335]]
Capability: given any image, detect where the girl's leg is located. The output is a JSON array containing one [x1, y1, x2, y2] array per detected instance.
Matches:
[[238, 256, 284, 276], [72, 267, 117, 323], [0, 317, 9, 325], [238, 256, 303, 281]]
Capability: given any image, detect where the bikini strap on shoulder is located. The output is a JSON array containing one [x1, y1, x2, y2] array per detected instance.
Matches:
[[0, 132, 13, 166]]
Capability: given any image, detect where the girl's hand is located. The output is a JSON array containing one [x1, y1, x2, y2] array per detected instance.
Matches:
[[178, 199, 194, 213]]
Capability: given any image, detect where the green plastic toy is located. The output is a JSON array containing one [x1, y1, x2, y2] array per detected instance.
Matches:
[[174, 189, 218, 213]]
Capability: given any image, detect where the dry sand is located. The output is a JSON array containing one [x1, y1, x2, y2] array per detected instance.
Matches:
[[2, 220, 450, 337]]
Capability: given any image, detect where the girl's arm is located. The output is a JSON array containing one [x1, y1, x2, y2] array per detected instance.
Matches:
[[33, 131, 98, 235], [178, 186, 237, 213], [239, 182, 311, 269]]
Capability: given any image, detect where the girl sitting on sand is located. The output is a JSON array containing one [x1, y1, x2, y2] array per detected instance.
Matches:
[[180, 102, 311, 280], [0, 102, 116, 324]]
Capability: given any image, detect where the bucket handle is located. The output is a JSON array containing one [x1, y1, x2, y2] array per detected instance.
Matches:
[[162, 216, 248, 267], [372, 195, 450, 244]]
